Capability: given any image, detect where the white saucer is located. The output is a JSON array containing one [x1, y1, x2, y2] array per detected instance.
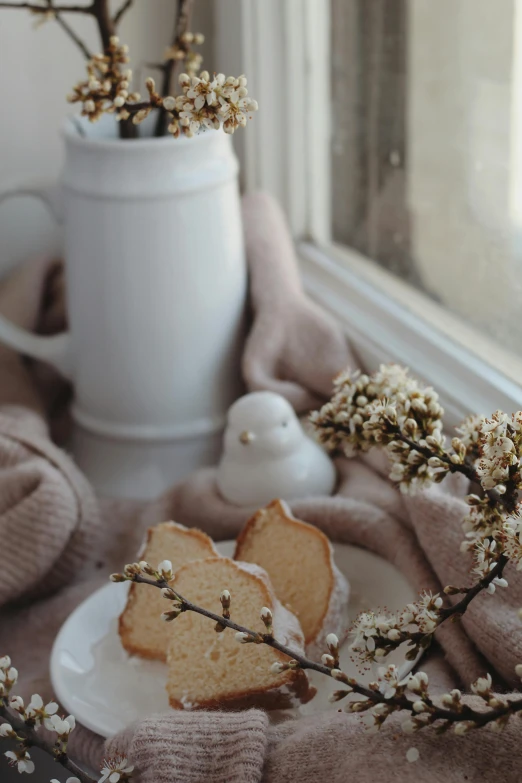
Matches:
[[50, 541, 418, 737]]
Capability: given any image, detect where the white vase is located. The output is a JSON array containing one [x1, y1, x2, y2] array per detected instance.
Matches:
[[0, 115, 247, 498]]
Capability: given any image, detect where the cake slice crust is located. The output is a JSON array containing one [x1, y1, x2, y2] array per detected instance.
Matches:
[[119, 522, 218, 661], [234, 499, 349, 658], [166, 556, 314, 710]]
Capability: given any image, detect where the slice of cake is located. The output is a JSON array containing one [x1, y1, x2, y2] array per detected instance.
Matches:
[[234, 499, 350, 659], [119, 522, 218, 661], [166, 557, 315, 710]]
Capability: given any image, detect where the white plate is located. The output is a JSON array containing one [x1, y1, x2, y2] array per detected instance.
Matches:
[[50, 541, 418, 737]]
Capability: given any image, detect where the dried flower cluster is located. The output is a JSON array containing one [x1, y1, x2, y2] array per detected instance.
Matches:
[[310, 365, 447, 494], [67, 37, 258, 138], [164, 71, 259, 138], [67, 37, 140, 122], [312, 363, 522, 573], [350, 591, 444, 666]]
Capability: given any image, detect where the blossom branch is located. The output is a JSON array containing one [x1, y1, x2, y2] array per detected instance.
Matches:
[[0, 657, 96, 781], [359, 555, 511, 663], [391, 430, 516, 512], [0, 704, 94, 782], [154, 0, 195, 137], [68, 37, 258, 140], [112, 562, 522, 736]]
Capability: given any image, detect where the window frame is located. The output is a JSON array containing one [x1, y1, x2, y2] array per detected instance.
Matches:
[[214, 0, 522, 422]]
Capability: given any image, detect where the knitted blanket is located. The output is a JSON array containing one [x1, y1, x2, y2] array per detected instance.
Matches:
[[0, 194, 520, 783]]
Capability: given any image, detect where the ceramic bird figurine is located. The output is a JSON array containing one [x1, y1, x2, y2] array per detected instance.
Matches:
[[217, 391, 336, 506]]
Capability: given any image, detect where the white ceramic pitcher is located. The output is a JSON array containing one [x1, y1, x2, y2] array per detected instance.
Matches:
[[0, 115, 247, 497]]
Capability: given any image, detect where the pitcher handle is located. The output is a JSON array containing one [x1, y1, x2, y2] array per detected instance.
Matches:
[[0, 182, 72, 380]]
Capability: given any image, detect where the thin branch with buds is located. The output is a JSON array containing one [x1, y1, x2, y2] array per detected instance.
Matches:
[[154, 0, 195, 137], [111, 556, 522, 736], [0, 700, 94, 782]]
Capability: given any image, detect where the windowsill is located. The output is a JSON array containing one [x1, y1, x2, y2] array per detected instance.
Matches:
[[298, 240, 522, 425], [323, 241, 522, 385]]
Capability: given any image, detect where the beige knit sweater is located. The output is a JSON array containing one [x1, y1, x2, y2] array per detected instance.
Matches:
[[0, 195, 521, 783]]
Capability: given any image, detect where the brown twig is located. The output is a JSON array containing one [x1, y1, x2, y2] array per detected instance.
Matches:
[[1, 0, 93, 58], [393, 431, 517, 512], [0, 702, 95, 783], [154, 0, 195, 137], [52, 8, 92, 58], [0, 1, 90, 9], [441, 555, 509, 618], [89, 0, 136, 137], [378, 555, 510, 657], [113, 0, 132, 24], [130, 567, 522, 730], [90, 0, 114, 51]]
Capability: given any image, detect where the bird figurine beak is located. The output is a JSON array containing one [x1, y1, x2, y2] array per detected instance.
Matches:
[[239, 430, 255, 445]]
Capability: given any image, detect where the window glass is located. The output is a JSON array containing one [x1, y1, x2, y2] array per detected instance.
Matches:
[[331, 0, 522, 353]]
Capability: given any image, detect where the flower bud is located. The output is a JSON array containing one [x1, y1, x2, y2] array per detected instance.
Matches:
[[270, 661, 288, 674], [260, 606, 273, 630], [0, 722, 13, 738], [158, 560, 173, 580], [161, 606, 182, 622], [235, 632, 253, 644], [163, 96, 176, 111]]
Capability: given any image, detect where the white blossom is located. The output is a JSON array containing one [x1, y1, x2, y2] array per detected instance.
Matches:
[[5, 749, 35, 774], [235, 632, 254, 644], [25, 693, 59, 729], [311, 365, 446, 493], [0, 666, 18, 685], [500, 518, 522, 569], [350, 594, 442, 664], [0, 722, 14, 738], [406, 747, 420, 763], [9, 695, 24, 714], [51, 778, 81, 783], [470, 673, 492, 698], [470, 539, 508, 593], [376, 664, 405, 700], [270, 661, 289, 674], [99, 756, 134, 783], [47, 713, 76, 737]]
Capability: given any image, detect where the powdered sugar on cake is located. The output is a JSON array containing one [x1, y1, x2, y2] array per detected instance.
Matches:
[[305, 551, 350, 660]]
